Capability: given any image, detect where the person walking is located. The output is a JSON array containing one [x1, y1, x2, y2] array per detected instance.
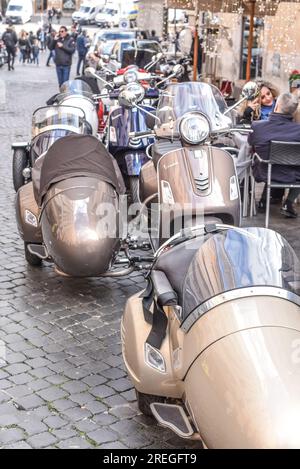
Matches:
[[2, 25, 17, 71], [18, 30, 31, 65], [76, 30, 89, 76], [49, 26, 76, 88], [32, 39, 40, 66], [46, 30, 56, 66]]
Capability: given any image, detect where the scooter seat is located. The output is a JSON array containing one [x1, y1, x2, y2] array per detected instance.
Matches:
[[154, 234, 208, 307]]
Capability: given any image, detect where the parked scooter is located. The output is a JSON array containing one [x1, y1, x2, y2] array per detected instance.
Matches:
[[85, 62, 184, 203], [122, 223, 300, 448], [125, 80, 257, 250], [12, 81, 101, 192]]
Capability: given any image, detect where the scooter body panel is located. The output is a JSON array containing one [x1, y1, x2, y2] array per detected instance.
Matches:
[[15, 182, 42, 243], [109, 105, 153, 151], [157, 145, 240, 226]]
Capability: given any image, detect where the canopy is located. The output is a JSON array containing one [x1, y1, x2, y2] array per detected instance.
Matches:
[[38, 135, 125, 205]]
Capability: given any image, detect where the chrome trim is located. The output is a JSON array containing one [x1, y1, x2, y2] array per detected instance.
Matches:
[[181, 286, 300, 333]]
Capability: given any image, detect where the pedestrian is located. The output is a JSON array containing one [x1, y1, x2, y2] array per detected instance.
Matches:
[[46, 30, 56, 66], [150, 30, 160, 42], [18, 30, 31, 65], [76, 30, 90, 76], [32, 39, 40, 66], [49, 26, 76, 88], [2, 25, 17, 71], [56, 8, 62, 25], [48, 8, 54, 24]]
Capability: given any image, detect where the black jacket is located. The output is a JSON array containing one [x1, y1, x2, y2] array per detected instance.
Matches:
[[2, 29, 18, 51], [49, 34, 75, 66], [248, 113, 300, 183]]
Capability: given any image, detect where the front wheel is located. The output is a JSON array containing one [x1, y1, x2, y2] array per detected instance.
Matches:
[[24, 243, 42, 267], [12, 148, 29, 192]]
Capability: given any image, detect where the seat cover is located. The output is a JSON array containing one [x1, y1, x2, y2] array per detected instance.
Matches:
[[38, 134, 125, 206]]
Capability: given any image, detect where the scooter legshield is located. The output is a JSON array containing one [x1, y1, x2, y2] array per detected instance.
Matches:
[[40, 177, 121, 277], [185, 325, 300, 449]]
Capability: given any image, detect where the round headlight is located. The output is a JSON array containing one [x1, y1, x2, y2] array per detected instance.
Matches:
[[124, 70, 138, 84], [126, 83, 145, 103], [179, 112, 210, 145]]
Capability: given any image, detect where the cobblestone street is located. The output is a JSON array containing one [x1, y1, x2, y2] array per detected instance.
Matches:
[[0, 53, 299, 450], [0, 55, 201, 450]]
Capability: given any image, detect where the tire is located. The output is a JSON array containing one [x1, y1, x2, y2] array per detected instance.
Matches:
[[12, 148, 28, 192], [129, 176, 140, 205], [24, 243, 42, 267], [136, 390, 166, 417]]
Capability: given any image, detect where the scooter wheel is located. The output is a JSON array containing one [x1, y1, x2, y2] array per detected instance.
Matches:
[[136, 390, 165, 417], [12, 148, 29, 192], [24, 243, 42, 267]]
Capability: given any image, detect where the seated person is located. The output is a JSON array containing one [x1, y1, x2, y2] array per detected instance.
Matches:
[[248, 92, 300, 218], [239, 81, 279, 124]]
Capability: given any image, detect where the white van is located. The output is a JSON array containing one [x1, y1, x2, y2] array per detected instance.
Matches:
[[72, 1, 105, 24], [95, 4, 120, 28], [5, 0, 33, 24]]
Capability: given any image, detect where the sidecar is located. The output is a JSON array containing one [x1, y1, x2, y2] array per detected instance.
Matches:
[[16, 134, 126, 277]]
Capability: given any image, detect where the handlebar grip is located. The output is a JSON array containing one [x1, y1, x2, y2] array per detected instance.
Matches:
[[129, 131, 154, 138]]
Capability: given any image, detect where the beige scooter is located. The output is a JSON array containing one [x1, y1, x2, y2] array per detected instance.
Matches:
[[123, 80, 257, 250], [122, 224, 300, 448]]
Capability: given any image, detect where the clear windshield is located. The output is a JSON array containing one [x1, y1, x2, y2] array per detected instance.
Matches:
[[79, 6, 90, 13], [183, 227, 300, 318], [8, 5, 22, 11], [31, 130, 77, 161], [156, 82, 232, 132], [58, 80, 94, 99], [32, 106, 86, 137]]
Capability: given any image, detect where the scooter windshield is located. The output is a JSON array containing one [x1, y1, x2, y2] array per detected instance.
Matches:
[[183, 227, 300, 320], [58, 80, 94, 100], [156, 82, 232, 133], [32, 106, 86, 137], [31, 130, 77, 161]]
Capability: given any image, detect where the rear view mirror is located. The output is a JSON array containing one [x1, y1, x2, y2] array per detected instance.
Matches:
[[173, 64, 184, 78], [118, 89, 136, 108], [242, 81, 259, 100], [84, 66, 97, 77]]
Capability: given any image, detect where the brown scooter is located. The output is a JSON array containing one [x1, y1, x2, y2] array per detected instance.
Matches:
[[122, 224, 300, 448], [123, 80, 257, 250]]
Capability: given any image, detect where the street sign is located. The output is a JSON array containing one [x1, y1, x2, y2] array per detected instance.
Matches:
[[119, 18, 130, 30]]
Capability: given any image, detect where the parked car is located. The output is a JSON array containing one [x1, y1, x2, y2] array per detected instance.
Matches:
[[72, 1, 105, 25], [109, 39, 163, 70], [95, 6, 120, 28]]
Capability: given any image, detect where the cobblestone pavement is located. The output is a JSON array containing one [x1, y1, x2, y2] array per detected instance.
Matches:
[[0, 54, 300, 450]]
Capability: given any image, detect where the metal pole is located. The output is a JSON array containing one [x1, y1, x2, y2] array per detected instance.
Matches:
[[246, 0, 256, 81], [193, 0, 199, 81]]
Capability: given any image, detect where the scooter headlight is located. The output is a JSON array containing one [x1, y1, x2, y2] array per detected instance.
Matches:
[[124, 70, 138, 84], [179, 112, 210, 145], [126, 83, 145, 104]]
